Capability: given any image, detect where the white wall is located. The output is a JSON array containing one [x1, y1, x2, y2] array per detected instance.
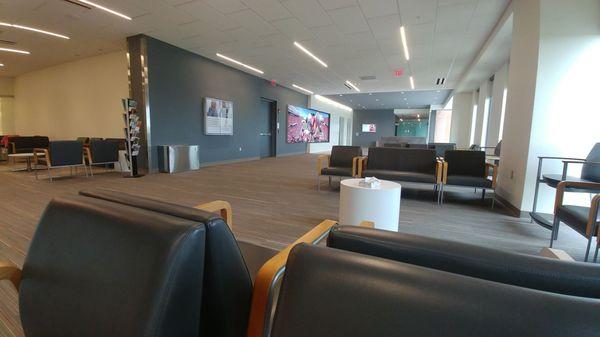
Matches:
[[497, 0, 600, 212], [450, 92, 476, 149], [13, 51, 128, 140], [0, 77, 15, 134], [308, 95, 354, 153]]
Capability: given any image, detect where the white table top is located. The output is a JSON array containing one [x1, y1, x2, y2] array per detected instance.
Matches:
[[8, 152, 44, 158], [341, 178, 401, 190]]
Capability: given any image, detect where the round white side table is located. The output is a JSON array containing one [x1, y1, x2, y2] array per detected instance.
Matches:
[[339, 178, 402, 232]]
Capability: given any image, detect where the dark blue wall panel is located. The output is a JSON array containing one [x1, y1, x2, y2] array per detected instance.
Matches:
[[146, 37, 307, 169], [352, 109, 396, 147]]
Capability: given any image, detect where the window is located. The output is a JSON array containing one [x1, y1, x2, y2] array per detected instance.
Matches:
[[469, 104, 478, 146], [498, 88, 508, 141], [480, 97, 491, 147]]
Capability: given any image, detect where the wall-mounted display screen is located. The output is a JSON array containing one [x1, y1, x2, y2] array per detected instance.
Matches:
[[204, 97, 233, 135], [286, 105, 330, 143], [362, 124, 377, 133]]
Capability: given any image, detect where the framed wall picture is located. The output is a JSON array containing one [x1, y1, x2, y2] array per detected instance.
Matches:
[[204, 97, 233, 135], [286, 105, 330, 143], [362, 124, 377, 133]]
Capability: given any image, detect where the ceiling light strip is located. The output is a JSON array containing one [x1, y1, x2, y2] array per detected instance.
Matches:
[[216, 53, 264, 74], [315, 95, 352, 112], [400, 26, 410, 61], [345, 80, 360, 92], [292, 84, 314, 95], [409, 76, 415, 89], [0, 47, 30, 55], [293, 42, 328, 68], [77, 0, 132, 20], [0, 22, 69, 39]]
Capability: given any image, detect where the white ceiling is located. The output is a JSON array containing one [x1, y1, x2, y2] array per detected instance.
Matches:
[[0, 0, 509, 95]]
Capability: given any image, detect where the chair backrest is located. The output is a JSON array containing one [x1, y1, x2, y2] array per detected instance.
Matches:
[[89, 140, 119, 164], [329, 146, 362, 168], [383, 143, 407, 148], [582, 143, 600, 182], [429, 143, 456, 157], [10, 136, 49, 153], [20, 196, 206, 337], [444, 150, 486, 177], [105, 138, 127, 150], [327, 225, 600, 298], [49, 141, 83, 167], [494, 140, 502, 156], [270, 244, 600, 337], [78, 189, 253, 337], [406, 143, 428, 149], [367, 147, 436, 173]]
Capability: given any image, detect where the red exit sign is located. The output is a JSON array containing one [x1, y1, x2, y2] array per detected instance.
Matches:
[[394, 69, 404, 77]]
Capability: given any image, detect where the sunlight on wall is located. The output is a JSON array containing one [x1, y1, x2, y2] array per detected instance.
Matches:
[[469, 104, 478, 146]]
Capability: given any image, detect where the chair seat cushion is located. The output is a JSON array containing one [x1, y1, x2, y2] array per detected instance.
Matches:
[[543, 174, 600, 193], [363, 169, 436, 183], [446, 175, 493, 188], [556, 205, 600, 237], [321, 167, 353, 177]]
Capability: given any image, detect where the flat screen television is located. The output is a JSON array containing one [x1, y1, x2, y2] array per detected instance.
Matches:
[[286, 105, 330, 143], [362, 124, 377, 133]]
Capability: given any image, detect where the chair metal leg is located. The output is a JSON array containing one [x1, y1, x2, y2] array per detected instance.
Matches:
[[84, 165, 89, 178], [584, 237, 593, 262], [481, 189, 486, 201], [88, 164, 93, 177], [549, 216, 560, 248], [440, 184, 445, 205]]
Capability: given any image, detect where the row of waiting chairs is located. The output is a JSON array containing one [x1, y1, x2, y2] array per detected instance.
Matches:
[[317, 146, 497, 205], [1, 189, 599, 336], [33, 139, 122, 181]]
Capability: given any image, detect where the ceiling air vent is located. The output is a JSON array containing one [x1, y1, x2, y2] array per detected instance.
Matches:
[[359, 75, 376, 81], [436, 77, 446, 85], [0, 39, 17, 46], [63, 0, 92, 9], [344, 82, 353, 90]]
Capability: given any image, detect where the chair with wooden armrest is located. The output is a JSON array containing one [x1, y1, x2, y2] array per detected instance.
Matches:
[[84, 139, 121, 176], [0, 196, 207, 337], [316, 146, 363, 191], [247, 220, 373, 337], [33, 140, 88, 181], [440, 150, 497, 207], [550, 181, 600, 262], [531, 143, 600, 229]]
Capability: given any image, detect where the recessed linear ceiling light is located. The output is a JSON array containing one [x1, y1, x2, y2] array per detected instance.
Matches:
[[0, 22, 69, 39], [216, 53, 264, 74], [315, 95, 352, 112], [293, 41, 328, 68], [345, 80, 360, 92], [409, 76, 415, 89], [77, 0, 132, 20], [400, 26, 410, 61], [0, 47, 30, 55], [292, 84, 314, 95]]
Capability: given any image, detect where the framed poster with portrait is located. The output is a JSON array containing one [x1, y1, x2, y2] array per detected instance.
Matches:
[[204, 97, 233, 135]]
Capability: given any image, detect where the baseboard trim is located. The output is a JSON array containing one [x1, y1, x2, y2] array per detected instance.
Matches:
[[276, 151, 307, 157], [200, 156, 260, 168], [494, 194, 528, 218]]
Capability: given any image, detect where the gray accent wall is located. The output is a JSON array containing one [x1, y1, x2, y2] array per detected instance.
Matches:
[[144, 36, 308, 170], [352, 109, 396, 147]]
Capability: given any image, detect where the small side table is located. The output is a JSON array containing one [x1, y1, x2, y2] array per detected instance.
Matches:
[[8, 152, 44, 172], [339, 178, 402, 232]]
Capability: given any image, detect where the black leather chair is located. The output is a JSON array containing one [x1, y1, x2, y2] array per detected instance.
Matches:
[[531, 143, 600, 229], [0, 196, 206, 337], [428, 142, 456, 157], [85, 139, 121, 175], [406, 143, 429, 149], [78, 188, 279, 337], [316, 145, 362, 191], [327, 225, 600, 297], [270, 244, 600, 337], [551, 181, 600, 262], [34, 140, 87, 181], [383, 142, 408, 148], [360, 148, 442, 198], [8, 136, 49, 154], [441, 150, 498, 206]]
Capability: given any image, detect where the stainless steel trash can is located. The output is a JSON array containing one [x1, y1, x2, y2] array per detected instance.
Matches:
[[158, 145, 200, 173]]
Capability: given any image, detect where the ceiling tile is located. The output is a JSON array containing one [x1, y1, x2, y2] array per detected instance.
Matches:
[[328, 5, 370, 34]]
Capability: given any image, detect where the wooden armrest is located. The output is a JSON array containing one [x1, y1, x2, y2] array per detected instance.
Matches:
[[539, 248, 575, 261], [357, 157, 367, 177], [485, 163, 498, 188], [0, 261, 21, 291], [84, 147, 92, 163], [33, 148, 50, 165], [554, 181, 600, 214], [195, 200, 233, 228], [353, 156, 366, 177], [316, 154, 330, 175], [435, 160, 446, 184], [247, 220, 372, 337]]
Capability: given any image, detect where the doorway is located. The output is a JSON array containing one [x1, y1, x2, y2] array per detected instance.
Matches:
[[259, 98, 277, 158]]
